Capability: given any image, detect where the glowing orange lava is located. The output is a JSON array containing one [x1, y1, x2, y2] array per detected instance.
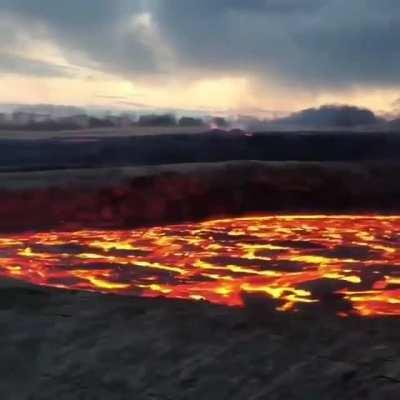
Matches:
[[0, 215, 399, 317]]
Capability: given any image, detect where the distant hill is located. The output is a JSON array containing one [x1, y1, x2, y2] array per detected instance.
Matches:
[[275, 105, 380, 128]]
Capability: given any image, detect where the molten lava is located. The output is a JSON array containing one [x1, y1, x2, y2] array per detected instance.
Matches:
[[0, 215, 399, 317]]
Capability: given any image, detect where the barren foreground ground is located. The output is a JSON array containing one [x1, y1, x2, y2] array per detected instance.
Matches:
[[1, 277, 400, 400]]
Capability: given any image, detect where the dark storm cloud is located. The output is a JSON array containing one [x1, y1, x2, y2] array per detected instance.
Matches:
[[151, 0, 400, 87], [1, 0, 400, 88]]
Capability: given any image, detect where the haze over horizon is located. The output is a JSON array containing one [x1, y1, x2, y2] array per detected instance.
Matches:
[[1, 0, 400, 117]]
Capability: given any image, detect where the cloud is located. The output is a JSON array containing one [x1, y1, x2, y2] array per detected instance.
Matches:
[[116, 100, 152, 108], [151, 0, 400, 88], [0, 0, 163, 78], [0, 53, 72, 77], [1, 0, 400, 90]]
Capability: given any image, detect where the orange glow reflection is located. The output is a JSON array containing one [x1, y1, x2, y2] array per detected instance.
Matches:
[[0, 215, 399, 317]]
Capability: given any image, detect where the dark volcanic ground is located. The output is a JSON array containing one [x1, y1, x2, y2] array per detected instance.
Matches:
[[1, 131, 400, 399], [1, 131, 400, 172], [1, 278, 400, 400], [1, 130, 400, 232], [0, 161, 400, 232]]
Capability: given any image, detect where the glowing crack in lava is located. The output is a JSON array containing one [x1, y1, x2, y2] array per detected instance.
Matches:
[[0, 215, 399, 317]]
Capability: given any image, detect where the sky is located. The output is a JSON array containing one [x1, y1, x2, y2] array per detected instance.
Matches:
[[1, 0, 400, 117]]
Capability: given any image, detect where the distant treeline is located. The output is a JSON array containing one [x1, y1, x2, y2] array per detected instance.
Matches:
[[0, 104, 396, 132], [0, 113, 219, 131]]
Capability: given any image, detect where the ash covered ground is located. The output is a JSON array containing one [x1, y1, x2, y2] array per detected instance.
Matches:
[[2, 278, 400, 400]]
